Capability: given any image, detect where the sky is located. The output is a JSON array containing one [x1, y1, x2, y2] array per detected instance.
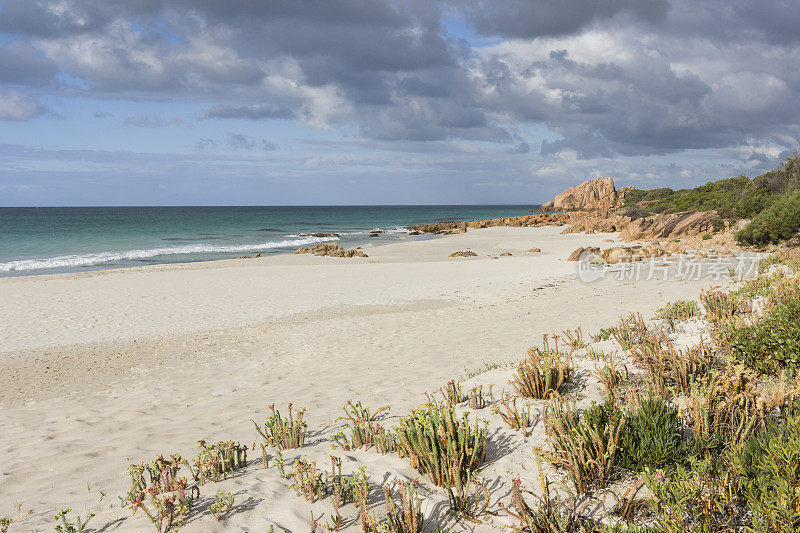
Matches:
[[0, 0, 799, 206]]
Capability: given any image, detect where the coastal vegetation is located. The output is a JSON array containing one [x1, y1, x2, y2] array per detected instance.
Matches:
[[620, 155, 800, 246]]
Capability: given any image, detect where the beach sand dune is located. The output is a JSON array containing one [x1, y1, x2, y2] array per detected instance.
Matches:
[[0, 227, 722, 531]]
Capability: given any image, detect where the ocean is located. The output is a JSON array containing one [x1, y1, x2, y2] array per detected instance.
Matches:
[[0, 205, 537, 276]]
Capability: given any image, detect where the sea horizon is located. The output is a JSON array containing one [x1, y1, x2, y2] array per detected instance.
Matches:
[[0, 204, 539, 277]]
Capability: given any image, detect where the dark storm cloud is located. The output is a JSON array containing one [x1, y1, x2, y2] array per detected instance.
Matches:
[[0, 42, 59, 84], [449, 0, 668, 39]]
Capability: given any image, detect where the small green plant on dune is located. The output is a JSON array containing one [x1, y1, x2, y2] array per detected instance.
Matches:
[[511, 347, 573, 399], [333, 401, 397, 454], [611, 313, 650, 350], [122, 454, 198, 533], [440, 380, 468, 405], [252, 403, 307, 452], [539, 398, 625, 492], [396, 400, 487, 487], [592, 354, 628, 399], [700, 289, 744, 323], [210, 492, 235, 521], [53, 509, 94, 533], [499, 467, 590, 533], [654, 300, 700, 331], [0, 518, 9, 533], [468, 384, 492, 409], [619, 394, 688, 472], [360, 479, 424, 533], [445, 466, 490, 523], [493, 395, 536, 435], [187, 440, 247, 485]]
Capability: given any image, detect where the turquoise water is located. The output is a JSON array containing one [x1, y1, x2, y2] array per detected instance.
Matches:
[[0, 205, 537, 276]]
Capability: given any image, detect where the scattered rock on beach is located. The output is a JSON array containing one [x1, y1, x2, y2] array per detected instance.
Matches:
[[236, 252, 262, 259], [409, 231, 420, 235], [294, 243, 368, 257], [500, 252, 512, 256], [527, 247, 541, 253], [449, 250, 477, 257]]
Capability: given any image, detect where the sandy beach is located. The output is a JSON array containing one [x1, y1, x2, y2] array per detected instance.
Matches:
[[0, 226, 732, 531]]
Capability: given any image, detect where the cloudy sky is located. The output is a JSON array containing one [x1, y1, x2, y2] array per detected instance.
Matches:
[[1, 0, 799, 206]]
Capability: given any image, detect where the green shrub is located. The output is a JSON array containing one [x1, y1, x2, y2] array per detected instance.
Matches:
[[726, 296, 800, 372], [702, 233, 712, 240], [729, 412, 800, 531], [644, 456, 743, 533], [619, 395, 688, 472], [736, 189, 800, 245]]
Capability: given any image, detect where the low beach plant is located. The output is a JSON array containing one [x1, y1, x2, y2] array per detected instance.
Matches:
[[723, 286, 800, 372], [700, 289, 743, 323], [440, 380, 468, 405], [758, 248, 800, 273], [210, 492, 235, 521], [333, 401, 397, 454], [592, 355, 628, 399], [611, 313, 649, 350], [493, 395, 536, 435], [289, 459, 328, 502], [634, 342, 714, 396], [53, 509, 94, 533], [445, 466, 490, 523], [562, 327, 585, 350], [187, 440, 247, 484], [644, 457, 742, 533], [539, 398, 625, 493], [468, 385, 492, 409], [728, 412, 800, 531], [122, 454, 198, 533], [654, 300, 700, 331], [499, 469, 589, 533], [0, 518, 9, 533], [511, 348, 573, 399], [360, 479, 424, 533], [252, 403, 307, 451], [396, 400, 487, 487], [619, 395, 688, 472], [681, 365, 799, 451]]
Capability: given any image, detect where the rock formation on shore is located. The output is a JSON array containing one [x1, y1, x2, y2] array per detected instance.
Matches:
[[541, 177, 629, 215], [294, 243, 368, 257]]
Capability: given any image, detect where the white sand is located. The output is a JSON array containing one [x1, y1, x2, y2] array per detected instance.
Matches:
[[0, 226, 729, 531]]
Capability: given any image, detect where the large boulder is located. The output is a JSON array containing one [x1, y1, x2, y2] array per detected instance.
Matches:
[[541, 177, 627, 215]]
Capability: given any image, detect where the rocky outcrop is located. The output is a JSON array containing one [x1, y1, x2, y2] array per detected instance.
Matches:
[[541, 177, 628, 215], [449, 250, 477, 257], [294, 243, 368, 257], [568, 243, 672, 264], [619, 211, 721, 241]]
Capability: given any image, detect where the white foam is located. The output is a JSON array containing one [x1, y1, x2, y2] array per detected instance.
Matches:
[[0, 236, 339, 272]]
